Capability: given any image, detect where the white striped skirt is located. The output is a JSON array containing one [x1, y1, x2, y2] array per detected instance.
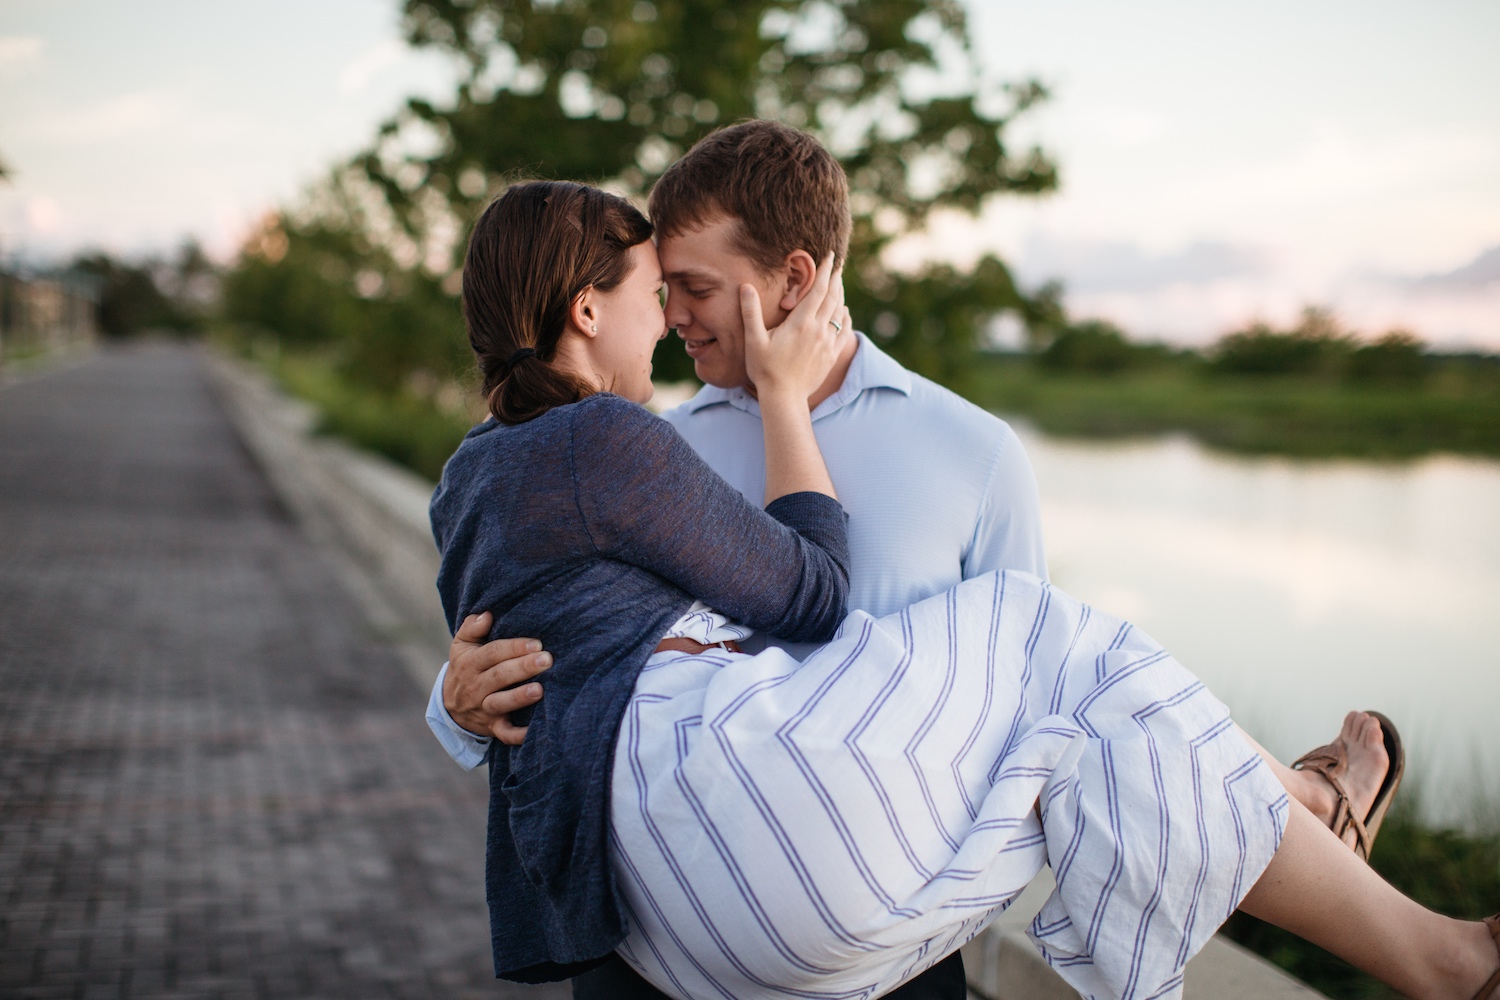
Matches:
[[609, 571, 1289, 1000]]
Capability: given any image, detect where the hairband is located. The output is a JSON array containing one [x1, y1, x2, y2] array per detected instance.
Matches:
[[505, 347, 538, 369]]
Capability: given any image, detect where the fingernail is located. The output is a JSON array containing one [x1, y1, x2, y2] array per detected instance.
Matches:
[[537, 652, 553, 668], [528, 684, 543, 698], [526, 640, 541, 653]]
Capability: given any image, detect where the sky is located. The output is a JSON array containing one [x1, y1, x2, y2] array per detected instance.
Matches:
[[2, 0, 1497, 347]]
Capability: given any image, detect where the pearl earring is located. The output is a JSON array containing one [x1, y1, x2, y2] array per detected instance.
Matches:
[[591, 324, 598, 333]]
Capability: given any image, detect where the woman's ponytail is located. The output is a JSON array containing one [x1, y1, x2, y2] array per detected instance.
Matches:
[[462, 181, 654, 425]]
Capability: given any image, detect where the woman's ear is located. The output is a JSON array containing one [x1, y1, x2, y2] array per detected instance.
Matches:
[[568, 287, 600, 338], [777, 250, 818, 312]]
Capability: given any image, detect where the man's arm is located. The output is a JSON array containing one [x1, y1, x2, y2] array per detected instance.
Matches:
[[962, 421, 1049, 581], [425, 612, 552, 768]]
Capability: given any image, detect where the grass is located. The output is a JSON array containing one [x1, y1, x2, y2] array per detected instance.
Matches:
[[263, 349, 476, 482], [1223, 799, 1500, 998], [969, 354, 1500, 460]]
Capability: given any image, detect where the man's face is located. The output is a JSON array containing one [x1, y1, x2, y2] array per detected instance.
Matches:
[[657, 215, 785, 389]]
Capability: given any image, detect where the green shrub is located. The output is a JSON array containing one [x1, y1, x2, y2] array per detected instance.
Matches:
[[271, 353, 475, 482], [1347, 332, 1427, 385], [1038, 320, 1137, 374], [1210, 313, 1354, 378]]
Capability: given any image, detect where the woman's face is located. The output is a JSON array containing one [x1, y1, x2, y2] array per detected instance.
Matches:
[[588, 241, 669, 405]]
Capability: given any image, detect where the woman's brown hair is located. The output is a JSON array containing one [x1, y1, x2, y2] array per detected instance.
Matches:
[[463, 181, 654, 425]]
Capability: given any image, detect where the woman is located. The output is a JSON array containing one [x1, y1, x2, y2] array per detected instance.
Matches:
[[431, 180, 1500, 1000]]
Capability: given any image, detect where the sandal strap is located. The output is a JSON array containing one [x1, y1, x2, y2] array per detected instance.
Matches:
[[1321, 770, 1373, 860], [1292, 742, 1348, 779], [1293, 740, 1372, 859]]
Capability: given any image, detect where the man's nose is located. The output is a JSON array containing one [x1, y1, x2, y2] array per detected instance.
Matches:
[[663, 299, 691, 331]]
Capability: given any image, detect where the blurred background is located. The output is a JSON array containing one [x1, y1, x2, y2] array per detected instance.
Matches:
[[2, 1, 1498, 996]]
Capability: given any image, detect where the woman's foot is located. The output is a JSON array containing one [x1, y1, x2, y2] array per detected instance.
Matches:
[[1292, 711, 1391, 854]]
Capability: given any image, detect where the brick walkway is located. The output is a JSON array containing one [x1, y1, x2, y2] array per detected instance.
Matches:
[[0, 345, 565, 999]]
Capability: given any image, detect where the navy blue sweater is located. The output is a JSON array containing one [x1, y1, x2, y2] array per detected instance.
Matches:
[[429, 393, 851, 983]]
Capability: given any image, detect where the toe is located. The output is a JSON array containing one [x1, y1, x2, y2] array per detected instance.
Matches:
[[1340, 710, 1363, 743]]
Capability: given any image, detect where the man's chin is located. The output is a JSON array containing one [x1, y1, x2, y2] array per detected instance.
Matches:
[[694, 363, 748, 390]]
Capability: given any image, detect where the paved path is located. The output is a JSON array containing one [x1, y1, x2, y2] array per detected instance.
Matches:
[[0, 345, 566, 999]]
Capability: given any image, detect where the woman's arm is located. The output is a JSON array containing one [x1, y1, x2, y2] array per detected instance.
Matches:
[[571, 396, 849, 644], [740, 253, 847, 506]]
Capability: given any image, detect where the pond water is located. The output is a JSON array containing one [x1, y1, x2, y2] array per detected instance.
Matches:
[[1013, 423, 1500, 827]]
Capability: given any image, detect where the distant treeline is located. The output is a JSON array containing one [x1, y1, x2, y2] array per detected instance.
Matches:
[[40, 242, 219, 338], [973, 309, 1500, 460], [1034, 307, 1434, 386]]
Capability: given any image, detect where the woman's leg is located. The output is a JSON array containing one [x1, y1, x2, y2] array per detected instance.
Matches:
[[1239, 713, 1389, 851], [1239, 799, 1499, 1000]]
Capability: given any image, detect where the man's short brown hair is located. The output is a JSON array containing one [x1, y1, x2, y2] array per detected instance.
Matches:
[[648, 120, 852, 273]]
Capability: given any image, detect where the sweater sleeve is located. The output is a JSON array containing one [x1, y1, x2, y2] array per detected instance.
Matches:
[[569, 395, 850, 643]]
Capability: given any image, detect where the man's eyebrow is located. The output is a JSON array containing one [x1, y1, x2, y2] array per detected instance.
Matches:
[[665, 269, 720, 284]]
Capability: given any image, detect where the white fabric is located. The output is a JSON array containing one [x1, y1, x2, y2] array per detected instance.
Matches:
[[661, 601, 754, 645], [426, 661, 491, 770], [610, 571, 1288, 1000]]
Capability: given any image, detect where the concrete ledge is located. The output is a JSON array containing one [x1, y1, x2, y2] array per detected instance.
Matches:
[[202, 348, 451, 688], [961, 869, 1327, 999]]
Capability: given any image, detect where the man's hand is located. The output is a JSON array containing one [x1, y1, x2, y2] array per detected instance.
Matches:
[[443, 612, 551, 745]]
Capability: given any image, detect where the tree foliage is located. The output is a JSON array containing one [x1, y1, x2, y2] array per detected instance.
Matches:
[[223, 207, 465, 391], [349, 0, 1058, 389], [69, 243, 214, 337], [1209, 308, 1428, 384]]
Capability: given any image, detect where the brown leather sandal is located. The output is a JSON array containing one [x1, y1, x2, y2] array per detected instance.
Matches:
[[1290, 710, 1405, 861], [1472, 914, 1500, 1000]]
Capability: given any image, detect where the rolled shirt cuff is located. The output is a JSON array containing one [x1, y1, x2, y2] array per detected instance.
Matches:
[[425, 661, 493, 770]]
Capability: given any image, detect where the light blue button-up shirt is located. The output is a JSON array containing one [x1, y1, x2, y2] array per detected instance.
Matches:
[[427, 333, 1048, 766]]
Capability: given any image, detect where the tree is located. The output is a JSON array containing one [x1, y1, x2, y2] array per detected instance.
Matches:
[[1347, 331, 1426, 385], [355, 0, 1058, 390], [1038, 319, 1135, 374], [1209, 308, 1355, 378], [70, 253, 184, 336]]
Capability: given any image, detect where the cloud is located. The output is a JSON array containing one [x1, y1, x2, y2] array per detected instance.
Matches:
[[42, 91, 183, 141], [0, 35, 42, 72], [25, 196, 61, 234], [1413, 246, 1500, 290], [339, 40, 406, 94], [1014, 236, 1269, 293]]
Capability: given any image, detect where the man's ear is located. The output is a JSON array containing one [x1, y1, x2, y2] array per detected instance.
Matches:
[[777, 250, 818, 312], [568, 287, 600, 338]]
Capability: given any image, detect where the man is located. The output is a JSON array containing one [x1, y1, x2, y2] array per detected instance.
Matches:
[[428, 121, 1048, 999]]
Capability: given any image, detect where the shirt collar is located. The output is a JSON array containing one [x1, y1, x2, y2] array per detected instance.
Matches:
[[683, 332, 912, 418]]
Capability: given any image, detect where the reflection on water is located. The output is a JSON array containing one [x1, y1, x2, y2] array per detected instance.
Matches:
[[1016, 424, 1500, 827]]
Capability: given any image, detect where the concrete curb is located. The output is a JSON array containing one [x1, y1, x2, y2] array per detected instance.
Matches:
[[202, 348, 451, 691], [204, 347, 1327, 1000]]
